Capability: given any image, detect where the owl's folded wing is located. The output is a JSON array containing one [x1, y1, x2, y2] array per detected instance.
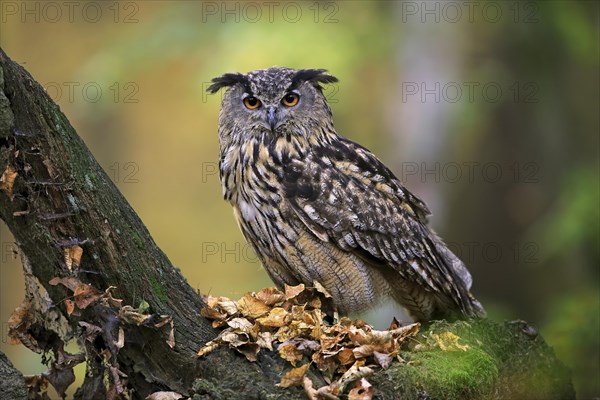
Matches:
[[281, 137, 478, 314]]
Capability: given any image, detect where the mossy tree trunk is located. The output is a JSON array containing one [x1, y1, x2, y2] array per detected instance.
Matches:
[[0, 48, 574, 400], [0, 47, 300, 399]]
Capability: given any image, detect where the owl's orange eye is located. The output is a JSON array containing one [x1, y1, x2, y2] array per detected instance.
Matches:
[[243, 96, 261, 109], [281, 93, 300, 107]]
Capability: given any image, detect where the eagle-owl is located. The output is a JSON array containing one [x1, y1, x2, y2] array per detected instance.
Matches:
[[207, 67, 485, 322]]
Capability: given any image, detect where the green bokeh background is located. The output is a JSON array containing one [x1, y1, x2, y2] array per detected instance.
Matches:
[[0, 1, 598, 398]]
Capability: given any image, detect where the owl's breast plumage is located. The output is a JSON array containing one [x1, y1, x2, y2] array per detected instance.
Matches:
[[219, 135, 391, 313]]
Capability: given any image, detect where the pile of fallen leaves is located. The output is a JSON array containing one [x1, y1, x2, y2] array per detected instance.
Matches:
[[197, 284, 421, 399]]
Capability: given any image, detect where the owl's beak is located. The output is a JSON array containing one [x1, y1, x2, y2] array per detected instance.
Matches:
[[266, 106, 278, 131]]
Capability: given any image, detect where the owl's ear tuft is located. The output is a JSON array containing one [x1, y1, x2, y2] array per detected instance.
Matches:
[[289, 69, 338, 91], [207, 73, 250, 94]]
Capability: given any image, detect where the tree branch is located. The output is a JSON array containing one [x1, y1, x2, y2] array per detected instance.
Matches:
[[0, 48, 574, 400]]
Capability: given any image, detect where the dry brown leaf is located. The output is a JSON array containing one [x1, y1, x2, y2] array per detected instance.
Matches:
[[145, 391, 184, 400], [320, 334, 344, 351], [310, 325, 323, 340], [352, 344, 378, 359], [166, 320, 176, 349], [256, 331, 273, 351], [79, 321, 102, 342], [221, 330, 250, 347], [104, 287, 124, 308], [235, 343, 260, 362], [73, 283, 103, 309], [24, 374, 49, 396], [55, 349, 86, 372], [277, 363, 310, 388], [302, 376, 319, 400], [285, 320, 312, 340], [290, 304, 306, 320], [42, 158, 56, 179], [256, 307, 289, 327], [302, 310, 316, 325], [227, 317, 253, 330], [206, 295, 221, 308], [278, 343, 304, 366], [337, 348, 356, 366], [63, 248, 72, 272], [309, 311, 324, 338], [0, 165, 17, 198], [196, 340, 220, 358], [312, 350, 337, 373], [7, 299, 40, 352], [119, 305, 152, 325], [307, 296, 322, 310], [313, 280, 333, 298], [316, 384, 341, 399], [256, 287, 285, 305], [107, 382, 118, 400], [204, 295, 239, 317], [64, 245, 83, 271], [154, 315, 173, 329], [108, 365, 128, 396], [373, 351, 393, 369], [348, 378, 373, 400], [390, 323, 421, 341], [337, 362, 374, 393], [114, 327, 125, 350], [284, 283, 305, 300], [43, 365, 76, 398], [237, 293, 271, 318], [200, 306, 227, 321], [212, 319, 228, 328], [65, 299, 75, 316], [346, 331, 365, 346], [215, 297, 238, 315], [286, 337, 320, 352], [49, 276, 81, 291]]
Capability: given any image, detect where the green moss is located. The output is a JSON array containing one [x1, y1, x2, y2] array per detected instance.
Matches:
[[129, 227, 144, 250], [192, 376, 300, 400], [373, 319, 574, 400], [148, 275, 167, 303], [399, 347, 497, 399], [192, 379, 241, 400]]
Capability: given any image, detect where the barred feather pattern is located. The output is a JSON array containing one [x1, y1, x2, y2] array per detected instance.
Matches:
[[212, 67, 485, 321]]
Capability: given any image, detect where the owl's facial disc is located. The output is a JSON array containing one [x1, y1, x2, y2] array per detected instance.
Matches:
[[242, 90, 301, 133]]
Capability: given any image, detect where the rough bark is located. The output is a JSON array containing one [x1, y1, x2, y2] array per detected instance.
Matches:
[[0, 48, 574, 400], [0, 351, 28, 399]]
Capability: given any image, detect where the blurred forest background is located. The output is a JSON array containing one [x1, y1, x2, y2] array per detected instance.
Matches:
[[0, 1, 598, 398]]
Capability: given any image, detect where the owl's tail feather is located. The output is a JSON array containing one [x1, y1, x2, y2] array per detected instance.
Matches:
[[434, 239, 487, 319], [466, 292, 487, 318]]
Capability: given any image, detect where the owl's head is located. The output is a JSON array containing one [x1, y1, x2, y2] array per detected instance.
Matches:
[[207, 67, 338, 142]]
